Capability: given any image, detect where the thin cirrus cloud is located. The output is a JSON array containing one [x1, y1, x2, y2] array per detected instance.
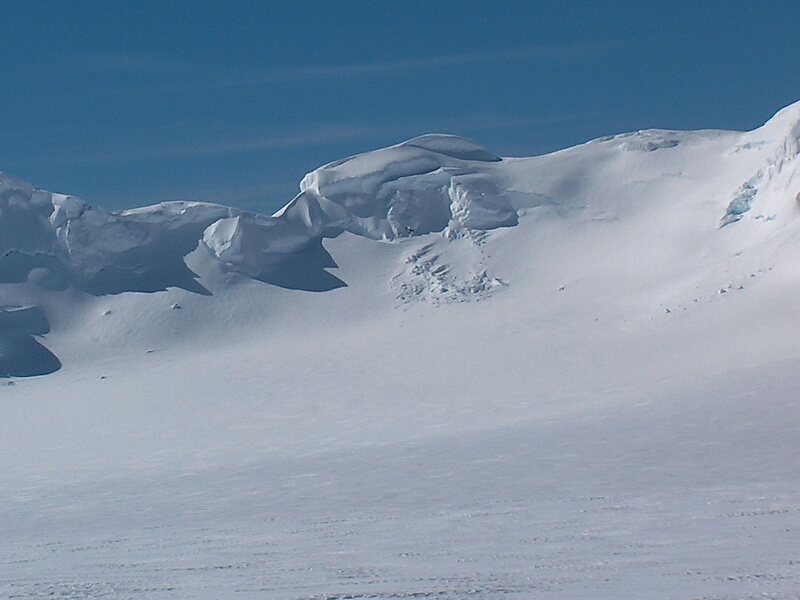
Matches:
[[82, 40, 633, 95], [208, 41, 630, 88], [9, 125, 391, 168], [8, 112, 598, 169]]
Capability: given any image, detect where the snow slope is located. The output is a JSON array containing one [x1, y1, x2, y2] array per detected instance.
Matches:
[[2, 104, 800, 599]]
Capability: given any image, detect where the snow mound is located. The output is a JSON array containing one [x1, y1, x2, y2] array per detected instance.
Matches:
[[202, 214, 345, 291], [0, 172, 239, 295], [200, 134, 537, 295], [278, 133, 540, 241]]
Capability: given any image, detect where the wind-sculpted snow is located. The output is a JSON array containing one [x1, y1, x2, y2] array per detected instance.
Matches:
[[201, 136, 540, 292], [0, 135, 537, 301], [199, 135, 534, 291], [277, 134, 543, 241], [202, 214, 346, 291], [201, 134, 545, 292], [0, 173, 238, 295]]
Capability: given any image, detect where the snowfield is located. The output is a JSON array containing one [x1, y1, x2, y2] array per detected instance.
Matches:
[[2, 103, 800, 599]]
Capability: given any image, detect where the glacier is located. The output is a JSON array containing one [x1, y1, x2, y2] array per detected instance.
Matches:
[[2, 103, 800, 599]]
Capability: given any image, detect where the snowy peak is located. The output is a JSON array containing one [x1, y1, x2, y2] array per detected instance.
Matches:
[[754, 98, 800, 140], [3, 103, 800, 304], [204, 135, 532, 288], [392, 133, 502, 162], [285, 133, 515, 239], [0, 135, 528, 300], [721, 101, 800, 227]]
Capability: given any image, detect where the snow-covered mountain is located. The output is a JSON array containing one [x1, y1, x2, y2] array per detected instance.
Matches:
[[2, 103, 800, 599]]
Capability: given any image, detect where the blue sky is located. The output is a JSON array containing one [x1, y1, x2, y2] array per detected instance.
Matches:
[[2, 1, 800, 213]]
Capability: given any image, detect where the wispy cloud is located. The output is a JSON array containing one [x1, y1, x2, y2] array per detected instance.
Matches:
[[5, 111, 602, 169], [78, 40, 633, 96], [69, 53, 196, 74], [210, 41, 628, 88], [0, 124, 79, 142], [9, 125, 385, 167]]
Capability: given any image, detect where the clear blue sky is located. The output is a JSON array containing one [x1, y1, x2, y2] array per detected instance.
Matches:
[[2, 0, 800, 213]]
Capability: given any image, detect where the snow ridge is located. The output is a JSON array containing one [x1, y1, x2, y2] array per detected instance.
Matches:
[[5, 101, 800, 378], [0, 135, 528, 300], [722, 102, 800, 226]]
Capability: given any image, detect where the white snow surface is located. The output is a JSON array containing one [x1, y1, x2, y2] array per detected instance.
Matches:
[[2, 105, 800, 598]]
